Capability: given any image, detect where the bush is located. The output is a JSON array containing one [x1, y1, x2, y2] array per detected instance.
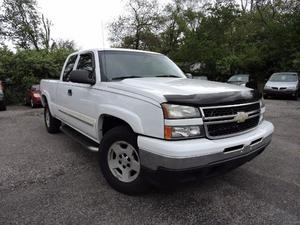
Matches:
[[0, 47, 74, 104]]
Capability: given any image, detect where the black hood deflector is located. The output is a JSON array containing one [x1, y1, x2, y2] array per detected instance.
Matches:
[[164, 90, 261, 107]]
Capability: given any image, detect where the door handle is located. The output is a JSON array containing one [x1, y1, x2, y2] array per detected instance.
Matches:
[[67, 89, 72, 96]]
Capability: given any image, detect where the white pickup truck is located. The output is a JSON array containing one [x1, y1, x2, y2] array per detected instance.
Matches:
[[40, 48, 274, 194]]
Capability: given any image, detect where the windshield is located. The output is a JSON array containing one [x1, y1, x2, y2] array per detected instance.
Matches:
[[228, 74, 249, 82], [269, 73, 298, 82], [99, 51, 185, 81]]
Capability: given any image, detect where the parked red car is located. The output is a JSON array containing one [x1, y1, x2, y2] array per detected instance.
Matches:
[[0, 81, 6, 111], [25, 85, 42, 108]]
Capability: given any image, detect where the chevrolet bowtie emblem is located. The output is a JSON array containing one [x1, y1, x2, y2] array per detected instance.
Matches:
[[234, 112, 249, 123]]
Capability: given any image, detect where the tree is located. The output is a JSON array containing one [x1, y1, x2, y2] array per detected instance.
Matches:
[[109, 0, 162, 50], [0, 0, 52, 50]]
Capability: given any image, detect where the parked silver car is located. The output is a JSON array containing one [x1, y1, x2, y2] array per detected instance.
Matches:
[[264, 72, 299, 100], [227, 74, 249, 86]]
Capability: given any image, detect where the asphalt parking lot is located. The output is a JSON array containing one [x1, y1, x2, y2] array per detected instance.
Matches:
[[0, 100, 300, 225]]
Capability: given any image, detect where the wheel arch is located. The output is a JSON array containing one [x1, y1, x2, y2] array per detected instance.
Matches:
[[97, 108, 144, 141]]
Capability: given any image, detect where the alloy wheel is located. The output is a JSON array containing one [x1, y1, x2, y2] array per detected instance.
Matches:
[[107, 141, 140, 183]]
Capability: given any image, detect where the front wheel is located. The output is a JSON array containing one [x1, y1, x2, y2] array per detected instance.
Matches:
[[44, 106, 61, 133], [99, 126, 148, 195]]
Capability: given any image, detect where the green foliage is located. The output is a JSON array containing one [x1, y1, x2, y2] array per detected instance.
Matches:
[[0, 46, 74, 104], [109, 0, 300, 81], [0, 0, 52, 50], [0, 0, 77, 104]]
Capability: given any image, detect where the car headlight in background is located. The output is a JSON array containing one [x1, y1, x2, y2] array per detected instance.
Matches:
[[164, 125, 204, 140], [264, 85, 271, 90], [162, 104, 201, 119], [33, 93, 41, 98], [287, 86, 297, 90]]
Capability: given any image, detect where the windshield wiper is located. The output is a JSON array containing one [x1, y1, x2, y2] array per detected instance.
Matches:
[[155, 74, 181, 78], [111, 76, 142, 81]]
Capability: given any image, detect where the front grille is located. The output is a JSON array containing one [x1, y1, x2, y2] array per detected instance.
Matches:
[[201, 102, 261, 138], [206, 116, 259, 137]]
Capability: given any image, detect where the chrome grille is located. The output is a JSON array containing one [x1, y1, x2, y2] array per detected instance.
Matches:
[[201, 101, 261, 139]]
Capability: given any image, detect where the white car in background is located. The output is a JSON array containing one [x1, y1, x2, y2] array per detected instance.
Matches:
[[264, 72, 299, 100]]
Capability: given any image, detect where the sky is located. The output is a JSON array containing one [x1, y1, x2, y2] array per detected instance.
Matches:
[[0, 0, 170, 49], [38, 0, 127, 49], [37, 0, 170, 50]]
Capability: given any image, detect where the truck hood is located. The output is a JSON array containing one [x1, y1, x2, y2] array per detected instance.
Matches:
[[107, 78, 260, 106]]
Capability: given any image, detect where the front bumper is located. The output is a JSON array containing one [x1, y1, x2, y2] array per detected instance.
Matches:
[[138, 120, 274, 171], [32, 97, 42, 105], [264, 89, 297, 96]]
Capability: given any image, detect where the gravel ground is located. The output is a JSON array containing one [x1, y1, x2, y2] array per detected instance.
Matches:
[[0, 100, 299, 225]]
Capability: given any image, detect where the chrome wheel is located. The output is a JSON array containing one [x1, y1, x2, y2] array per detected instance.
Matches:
[[107, 141, 140, 183], [45, 108, 50, 128]]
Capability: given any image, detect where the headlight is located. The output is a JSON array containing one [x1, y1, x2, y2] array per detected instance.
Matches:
[[162, 104, 201, 119], [287, 86, 297, 90], [164, 125, 204, 140], [264, 85, 271, 90]]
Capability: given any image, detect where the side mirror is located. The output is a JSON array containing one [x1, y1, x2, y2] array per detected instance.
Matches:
[[185, 73, 193, 79], [69, 70, 95, 85]]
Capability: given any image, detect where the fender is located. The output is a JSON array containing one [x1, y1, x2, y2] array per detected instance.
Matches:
[[41, 89, 57, 117], [97, 104, 144, 139]]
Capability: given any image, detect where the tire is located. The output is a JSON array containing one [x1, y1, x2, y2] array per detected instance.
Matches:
[[99, 126, 148, 195], [44, 106, 61, 133], [0, 101, 6, 111]]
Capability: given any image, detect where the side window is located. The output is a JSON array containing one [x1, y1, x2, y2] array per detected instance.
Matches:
[[62, 55, 77, 82], [77, 53, 95, 73]]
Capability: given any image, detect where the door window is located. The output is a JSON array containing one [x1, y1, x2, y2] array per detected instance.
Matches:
[[77, 53, 95, 73], [62, 55, 78, 81]]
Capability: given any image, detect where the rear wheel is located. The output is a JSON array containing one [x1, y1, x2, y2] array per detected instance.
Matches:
[[99, 126, 148, 195], [0, 101, 6, 111], [44, 106, 61, 133]]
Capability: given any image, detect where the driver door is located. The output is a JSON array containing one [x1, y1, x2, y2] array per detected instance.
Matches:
[[64, 52, 98, 140]]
